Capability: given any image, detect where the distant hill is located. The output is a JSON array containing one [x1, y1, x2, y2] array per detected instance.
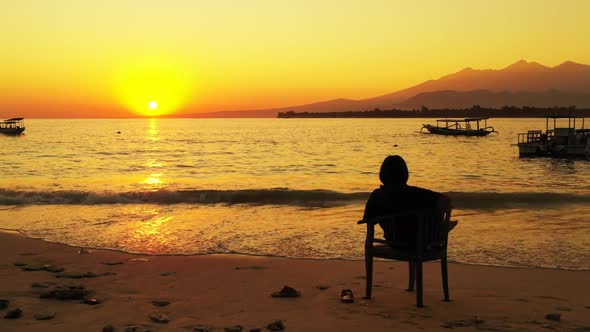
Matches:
[[182, 60, 590, 117]]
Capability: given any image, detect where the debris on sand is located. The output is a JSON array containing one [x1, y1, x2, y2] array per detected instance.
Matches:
[[34, 311, 56, 320], [149, 313, 170, 323], [32, 282, 54, 289], [20, 264, 65, 273], [43, 265, 65, 273], [151, 300, 170, 307], [441, 316, 485, 329], [235, 266, 266, 270], [267, 320, 285, 331], [102, 325, 115, 332], [4, 308, 23, 319], [39, 284, 90, 300], [102, 261, 124, 266], [21, 265, 44, 271], [271, 285, 301, 298], [83, 298, 101, 305], [128, 326, 157, 332], [56, 271, 115, 279]]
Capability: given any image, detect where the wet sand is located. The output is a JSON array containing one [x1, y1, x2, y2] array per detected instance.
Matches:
[[0, 231, 588, 331]]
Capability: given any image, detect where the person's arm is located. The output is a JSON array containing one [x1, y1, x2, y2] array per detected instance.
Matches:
[[362, 190, 379, 222]]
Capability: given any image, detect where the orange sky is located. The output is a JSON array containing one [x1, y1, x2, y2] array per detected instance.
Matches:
[[1, 0, 590, 118]]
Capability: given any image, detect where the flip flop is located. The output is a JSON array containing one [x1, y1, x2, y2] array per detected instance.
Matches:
[[271, 285, 301, 298], [339, 289, 355, 303]]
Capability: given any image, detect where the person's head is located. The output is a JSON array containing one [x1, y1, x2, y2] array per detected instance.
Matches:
[[379, 155, 409, 187]]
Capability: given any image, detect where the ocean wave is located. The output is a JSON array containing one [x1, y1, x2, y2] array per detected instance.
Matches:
[[0, 188, 589, 209], [0, 188, 367, 207], [446, 191, 590, 210]]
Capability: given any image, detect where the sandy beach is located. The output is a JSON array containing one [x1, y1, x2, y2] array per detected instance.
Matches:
[[0, 231, 588, 332]]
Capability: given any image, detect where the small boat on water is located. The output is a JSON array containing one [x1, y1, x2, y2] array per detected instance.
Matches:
[[420, 118, 496, 136], [0, 118, 25, 135], [517, 115, 590, 159]]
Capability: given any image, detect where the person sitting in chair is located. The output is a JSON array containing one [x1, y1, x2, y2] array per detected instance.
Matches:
[[363, 155, 452, 240]]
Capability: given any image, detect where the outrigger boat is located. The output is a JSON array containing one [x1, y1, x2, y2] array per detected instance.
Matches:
[[421, 118, 496, 136], [517, 115, 590, 159], [0, 118, 25, 135]]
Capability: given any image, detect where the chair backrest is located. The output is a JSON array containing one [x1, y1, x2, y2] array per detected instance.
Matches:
[[375, 207, 452, 255]]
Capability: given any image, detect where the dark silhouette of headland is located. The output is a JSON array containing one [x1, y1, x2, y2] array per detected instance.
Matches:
[[277, 106, 590, 118]]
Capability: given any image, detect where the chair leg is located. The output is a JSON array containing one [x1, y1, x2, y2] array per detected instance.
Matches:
[[365, 252, 373, 299], [407, 260, 415, 292], [416, 260, 424, 308], [441, 257, 450, 302]]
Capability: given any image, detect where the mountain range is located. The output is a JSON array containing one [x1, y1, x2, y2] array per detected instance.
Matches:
[[182, 60, 590, 117]]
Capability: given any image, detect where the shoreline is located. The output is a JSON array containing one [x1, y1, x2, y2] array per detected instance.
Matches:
[[1, 231, 589, 331], [3, 229, 588, 273]]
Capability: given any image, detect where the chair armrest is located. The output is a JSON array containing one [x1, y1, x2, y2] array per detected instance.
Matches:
[[449, 219, 459, 232], [358, 216, 383, 226], [372, 238, 389, 244]]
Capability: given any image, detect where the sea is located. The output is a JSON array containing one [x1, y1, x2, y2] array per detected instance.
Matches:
[[1, 118, 589, 270]]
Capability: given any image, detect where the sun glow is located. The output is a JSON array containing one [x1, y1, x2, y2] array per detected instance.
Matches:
[[115, 59, 191, 117]]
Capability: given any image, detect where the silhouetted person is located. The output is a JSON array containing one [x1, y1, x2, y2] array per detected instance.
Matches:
[[363, 155, 450, 240]]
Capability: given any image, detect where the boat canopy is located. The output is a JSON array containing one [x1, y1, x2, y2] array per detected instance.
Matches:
[[436, 117, 489, 122], [3, 118, 24, 122], [543, 115, 585, 131], [543, 115, 585, 119]]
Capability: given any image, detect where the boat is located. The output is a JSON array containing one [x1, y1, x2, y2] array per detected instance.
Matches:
[[517, 115, 590, 159], [420, 118, 496, 136], [0, 118, 25, 135]]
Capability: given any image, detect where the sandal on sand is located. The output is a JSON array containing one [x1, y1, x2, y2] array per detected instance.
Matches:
[[339, 289, 355, 303], [271, 285, 301, 298]]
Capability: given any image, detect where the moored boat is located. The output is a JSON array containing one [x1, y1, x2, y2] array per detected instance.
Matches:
[[0, 118, 25, 135], [421, 118, 495, 136], [517, 116, 590, 159]]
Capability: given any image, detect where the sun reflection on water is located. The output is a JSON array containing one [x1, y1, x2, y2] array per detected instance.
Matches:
[[142, 173, 165, 191], [141, 119, 166, 190], [146, 159, 163, 168], [138, 215, 172, 236], [148, 118, 160, 142], [130, 214, 174, 253]]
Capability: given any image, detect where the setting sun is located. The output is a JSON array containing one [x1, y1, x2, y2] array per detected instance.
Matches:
[[115, 58, 191, 117]]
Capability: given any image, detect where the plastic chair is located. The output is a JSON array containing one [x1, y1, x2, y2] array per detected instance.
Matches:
[[358, 207, 453, 307]]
